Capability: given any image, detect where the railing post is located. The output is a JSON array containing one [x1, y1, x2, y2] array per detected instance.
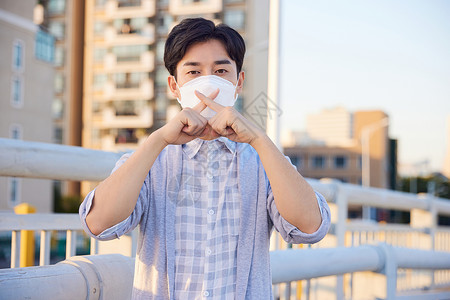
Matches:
[[335, 184, 348, 300], [14, 203, 36, 267], [66, 230, 77, 259], [378, 243, 397, 300], [11, 230, 21, 268], [39, 230, 51, 266]]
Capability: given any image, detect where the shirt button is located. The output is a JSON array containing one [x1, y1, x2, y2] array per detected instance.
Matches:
[[203, 291, 210, 297], [206, 172, 213, 179], [208, 209, 215, 215], [206, 248, 212, 255]]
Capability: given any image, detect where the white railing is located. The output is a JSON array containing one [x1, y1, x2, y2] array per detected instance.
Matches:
[[1, 137, 450, 300]]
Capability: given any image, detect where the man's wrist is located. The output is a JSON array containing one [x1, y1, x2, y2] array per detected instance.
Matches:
[[147, 129, 169, 150]]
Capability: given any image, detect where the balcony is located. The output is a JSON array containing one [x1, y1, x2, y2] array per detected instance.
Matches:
[[104, 23, 155, 46], [169, 0, 222, 15], [104, 51, 155, 73], [105, 0, 156, 19], [100, 134, 147, 151], [103, 78, 154, 101], [93, 105, 153, 129]]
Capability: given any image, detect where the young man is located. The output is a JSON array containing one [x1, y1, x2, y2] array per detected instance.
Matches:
[[80, 18, 330, 299]]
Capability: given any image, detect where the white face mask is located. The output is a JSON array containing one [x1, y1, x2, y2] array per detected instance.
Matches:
[[174, 75, 239, 119]]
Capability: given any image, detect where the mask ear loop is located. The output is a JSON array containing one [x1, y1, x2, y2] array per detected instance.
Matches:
[[172, 75, 182, 104], [234, 73, 241, 100]]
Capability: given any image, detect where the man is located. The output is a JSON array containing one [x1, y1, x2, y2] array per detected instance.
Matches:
[[80, 18, 330, 299]]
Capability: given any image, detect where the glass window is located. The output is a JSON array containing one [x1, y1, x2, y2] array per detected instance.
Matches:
[[12, 40, 24, 71], [112, 45, 148, 62], [52, 98, 64, 119], [334, 155, 348, 169], [10, 124, 22, 140], [94, 48, 107, 63], [9, 177, 21, 207], [93, 74, 107, 91], [157, 15, 173, 35], [156, 40, 165, 63], [54, 46, 65, 66], [94, 21, 105, 37], [54, 127, 63, 144], [224, 9, 245, 30], [48, 0, 66, 15], [95, 0, 107, 8], [11, 76, 23, 108], [35, 30, 55, 63], [54, 73, 65, 93], [311, 155, 326, 169], [155, 67, 169, 87], [117, 0, 142, 7], [48, 21, 65, 40]]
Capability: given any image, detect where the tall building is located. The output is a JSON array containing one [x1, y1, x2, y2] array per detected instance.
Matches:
[[284, 109, 395, 189], [81, 0, 270, 194], [38, 0, 85, 197], [0, 0, 55, 212]]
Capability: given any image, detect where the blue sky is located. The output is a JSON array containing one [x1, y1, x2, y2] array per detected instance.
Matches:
[[279, 0, 450, 173]]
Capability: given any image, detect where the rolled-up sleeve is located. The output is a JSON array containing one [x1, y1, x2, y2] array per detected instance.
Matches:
[[79, 153, 149, 241], [266, 156, 331, 244]]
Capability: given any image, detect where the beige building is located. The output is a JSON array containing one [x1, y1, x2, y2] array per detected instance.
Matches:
[[81, 0, 271, 194], [444, 115, 450, 178], [0, 0, 55, 212], [284, 109, 394, 189]]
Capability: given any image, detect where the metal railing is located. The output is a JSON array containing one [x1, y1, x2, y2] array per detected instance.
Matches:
[[1, 137, 450, 299]]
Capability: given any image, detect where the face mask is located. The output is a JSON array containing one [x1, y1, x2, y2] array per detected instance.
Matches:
[[174, 75, 239, 119]]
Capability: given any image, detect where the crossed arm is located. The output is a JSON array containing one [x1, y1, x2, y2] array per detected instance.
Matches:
[[86, 90, 322, 236]]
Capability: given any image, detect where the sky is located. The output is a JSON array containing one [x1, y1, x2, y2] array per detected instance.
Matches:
[[279, 0, 450, 174]]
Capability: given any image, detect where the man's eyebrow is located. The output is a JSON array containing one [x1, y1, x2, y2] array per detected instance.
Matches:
[[182, 61, 201, 67], [214, 59, 232, 65]]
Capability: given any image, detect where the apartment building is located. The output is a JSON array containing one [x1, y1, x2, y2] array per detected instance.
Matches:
[[81, 0, 270, 194], [0, 0, 55, 212], [82, 0, 269, 153]]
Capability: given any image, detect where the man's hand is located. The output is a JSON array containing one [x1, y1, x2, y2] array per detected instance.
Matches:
[[157, 90, 220, 145], [195, 90, 265, 145]]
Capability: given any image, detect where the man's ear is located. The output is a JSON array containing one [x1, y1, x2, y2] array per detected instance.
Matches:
[[167, 75, 180, 99], [236, 71, 245, 94]]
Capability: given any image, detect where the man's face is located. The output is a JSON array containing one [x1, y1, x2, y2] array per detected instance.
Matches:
[[168, 39, 244, 99]]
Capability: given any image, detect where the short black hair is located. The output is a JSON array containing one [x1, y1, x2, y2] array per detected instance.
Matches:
[[164, 18, 246, 78]]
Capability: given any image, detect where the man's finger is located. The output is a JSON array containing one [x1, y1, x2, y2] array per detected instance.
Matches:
[[195, 90, 224, 112], [191, 89, 219, 113]]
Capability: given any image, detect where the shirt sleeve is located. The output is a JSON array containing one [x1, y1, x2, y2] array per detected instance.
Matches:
[[266, 156, 331, 244], [79, 152, 149, 241]]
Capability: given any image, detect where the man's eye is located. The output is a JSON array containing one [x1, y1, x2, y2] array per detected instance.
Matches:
[[215, 69, 228, 74], [187, 70, 200, 75]]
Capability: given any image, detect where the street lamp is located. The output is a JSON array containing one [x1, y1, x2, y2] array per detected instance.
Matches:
[[361, 117, 389, 220]]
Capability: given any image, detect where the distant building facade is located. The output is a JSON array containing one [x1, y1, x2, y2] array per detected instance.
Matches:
[[0, 0, 55, 212], [284, 108, 396, 189]]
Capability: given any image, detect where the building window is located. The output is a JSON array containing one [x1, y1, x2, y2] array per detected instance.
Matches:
[[93, 74, 107, 91], [8, 177, 21, 207], [94, 21, 106, 37], [54, 73, 65, 93], [52, 98, 64, 119], [48, 0, 66, 15], [48, 21, 65, 40], [224, 9, 245, 30], [94, 48, 107, 63], [112, 45, 148, 62], [334, 155, 348, 169], [11, 76, 23, 108], [54, 45, 65, 66], [35, 30, 55, 63], [311, 155, 326, 169], [12, 39, 24, 72], [10, 124, 23, 140], [54, 126, 63, 144]]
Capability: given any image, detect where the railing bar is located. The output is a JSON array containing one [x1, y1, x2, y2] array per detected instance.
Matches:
[[66, 230, 77, 259], [39, 230, 51, 266], [11, 230, 21, 268], [90, 237, 99, 255]]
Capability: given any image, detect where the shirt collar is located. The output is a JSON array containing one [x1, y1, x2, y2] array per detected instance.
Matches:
[[182, 137, 237, 159]]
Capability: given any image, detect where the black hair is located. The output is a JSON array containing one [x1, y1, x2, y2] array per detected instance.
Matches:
[[164, 18, 246, 78]]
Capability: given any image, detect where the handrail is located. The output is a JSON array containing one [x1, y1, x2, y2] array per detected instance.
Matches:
[[1, 245, 450, 300]]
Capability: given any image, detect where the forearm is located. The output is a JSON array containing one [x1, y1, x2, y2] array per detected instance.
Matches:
[[250, 134, 322, 233], [86, 130, 167, 235]]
